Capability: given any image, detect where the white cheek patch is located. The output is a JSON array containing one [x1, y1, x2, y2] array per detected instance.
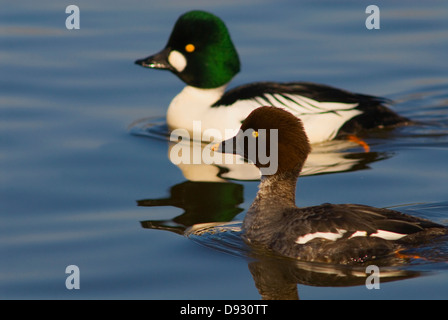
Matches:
[[168, 50, 187, 73]]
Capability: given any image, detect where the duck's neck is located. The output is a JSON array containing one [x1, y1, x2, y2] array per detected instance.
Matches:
[[256, 171, 298, 207], [243, 170, 299, 236], [166, 84, 227, 130]]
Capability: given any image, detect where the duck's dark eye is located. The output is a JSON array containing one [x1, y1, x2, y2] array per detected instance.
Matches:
[[185, 44, 195, 53]]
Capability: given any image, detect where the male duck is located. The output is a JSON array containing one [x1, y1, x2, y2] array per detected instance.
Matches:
[[135, 10, 410, 144], [213, 107, 447, 264]]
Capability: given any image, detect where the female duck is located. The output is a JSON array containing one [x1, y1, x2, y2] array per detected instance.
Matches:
[[213, 107, 447, 264], [135, 10, 410, 144]]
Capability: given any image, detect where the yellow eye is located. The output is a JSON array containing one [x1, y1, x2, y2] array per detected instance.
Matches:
[[185, 44, 195, 53], [252, 131, 259, 138]]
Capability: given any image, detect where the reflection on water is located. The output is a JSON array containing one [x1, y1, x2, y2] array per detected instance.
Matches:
[[138, 181, 244, 234], [246, 258, 420, 300]]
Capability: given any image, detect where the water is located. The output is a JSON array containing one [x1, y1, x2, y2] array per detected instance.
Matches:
[[1, 0, 448, 300]]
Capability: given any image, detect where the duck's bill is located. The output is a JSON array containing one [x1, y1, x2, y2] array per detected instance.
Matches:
[[212, 136, 239, 155], [212, 129, 279, 175], [135, 47, 174, 71]]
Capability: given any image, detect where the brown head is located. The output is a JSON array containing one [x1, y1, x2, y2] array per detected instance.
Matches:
[[215, 106, 311, 175]]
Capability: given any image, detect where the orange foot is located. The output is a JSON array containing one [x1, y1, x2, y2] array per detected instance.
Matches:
[[347, 135, 370, 152], [394, 249, 426, 261]]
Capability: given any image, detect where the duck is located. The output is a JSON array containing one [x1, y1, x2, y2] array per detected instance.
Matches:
[[135, 10, 410, 145], [212, 106, 447, 264]]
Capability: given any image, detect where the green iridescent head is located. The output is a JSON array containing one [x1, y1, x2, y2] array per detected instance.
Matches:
[[136, 10, 241, 89]]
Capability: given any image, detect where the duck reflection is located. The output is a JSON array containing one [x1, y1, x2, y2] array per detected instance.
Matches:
[[247, 256, 420, 300], [129, 117, 390, 181], [169, 138, 389, 181], [137, 180, 244, 235]]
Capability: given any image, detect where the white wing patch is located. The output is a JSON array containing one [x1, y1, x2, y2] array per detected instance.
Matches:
[[370, 230, 407, 240], [348, 230, 407, 240], [348, 231, 368, 238], [296, 229, 347, 244], [254, 93, 360, 115], [296, 228, 408, 245], [246, 93, 362, 143]]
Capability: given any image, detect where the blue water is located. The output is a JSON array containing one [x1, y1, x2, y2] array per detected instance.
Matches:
[[1, 0, 448, 299]]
